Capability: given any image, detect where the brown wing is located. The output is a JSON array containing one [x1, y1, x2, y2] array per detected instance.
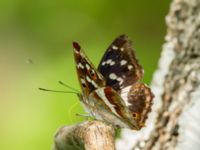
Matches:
[[127, 83, 154, 126], [90, 87, 141, 130], [73, 42, 105, 96]]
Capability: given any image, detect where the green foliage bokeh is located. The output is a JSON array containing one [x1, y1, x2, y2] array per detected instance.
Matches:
[[0, 0, 170, 149]]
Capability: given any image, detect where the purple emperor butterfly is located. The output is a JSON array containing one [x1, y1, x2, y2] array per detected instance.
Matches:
[[73, 35, 154, 130]]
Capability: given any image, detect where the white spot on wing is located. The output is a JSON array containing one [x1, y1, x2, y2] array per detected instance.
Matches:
[[91, 80, 98, 88], [90, 69, 95, 75], [120, 47, 124, 51], [109, 73, 117, 80], [120, 85, 132, 106], [112, 45, 118, 50], [120, 60, 127, 66], [106, 59, 112, 64], [102, 61, 106, 66], [102, 59, 116, 66], [86, 64, 90, 70], [77, 63, 84, 69], [117, 77, 123, 85], [86, 76, 91, 82], [80, 78, 86, 84], [128, 65, 133, 70], [110, 61, 115, 66], [86, 76, 98, 88]]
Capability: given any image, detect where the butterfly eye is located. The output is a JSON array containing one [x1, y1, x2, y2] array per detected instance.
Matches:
[[132, 112, 140, 119]]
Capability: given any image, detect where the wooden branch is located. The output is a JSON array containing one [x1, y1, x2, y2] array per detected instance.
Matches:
[[52, 120, 115, 150]]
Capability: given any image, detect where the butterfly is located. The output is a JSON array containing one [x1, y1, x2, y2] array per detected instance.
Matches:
[[73, 35, 154, 130]]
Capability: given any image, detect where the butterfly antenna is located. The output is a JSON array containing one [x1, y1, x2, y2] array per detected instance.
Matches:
[[38, 88, 78, 95], [58, 81, 80, 93]]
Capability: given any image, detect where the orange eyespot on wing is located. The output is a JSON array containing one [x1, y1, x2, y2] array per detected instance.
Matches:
[[127, 83, 154, 127], [132, 112, 140, 120]]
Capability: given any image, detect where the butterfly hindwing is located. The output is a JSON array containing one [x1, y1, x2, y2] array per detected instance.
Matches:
[[120, 83, 154, 126], [97, 35, 144, 92]]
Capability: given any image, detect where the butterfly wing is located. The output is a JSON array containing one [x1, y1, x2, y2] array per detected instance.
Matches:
[[97, 35, 154, 127], [121, 83, 154, 126], [89, 87, 141, 130], [73, 42, 105, 96], [97, 34, 143, 92]]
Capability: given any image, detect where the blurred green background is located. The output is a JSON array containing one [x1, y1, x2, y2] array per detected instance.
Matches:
[[0, 0, 170, 149]]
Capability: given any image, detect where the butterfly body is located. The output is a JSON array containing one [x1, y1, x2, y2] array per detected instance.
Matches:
[[73, 35, 153, 130]]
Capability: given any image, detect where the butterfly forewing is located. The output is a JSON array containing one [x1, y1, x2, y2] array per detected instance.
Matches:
[[73, 42, 105, 96], [97, 35, 144, 92], [97, 35, 154, 127]]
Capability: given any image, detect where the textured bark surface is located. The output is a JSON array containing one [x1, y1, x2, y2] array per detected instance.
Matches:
[[52, 121, 115, 150], [143, 0, 200, 149], [117, 0, 200, 150]]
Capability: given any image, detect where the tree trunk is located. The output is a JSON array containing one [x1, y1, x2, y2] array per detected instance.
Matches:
[[117, 0, 200, 150], [53, 0, 200, 149]]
